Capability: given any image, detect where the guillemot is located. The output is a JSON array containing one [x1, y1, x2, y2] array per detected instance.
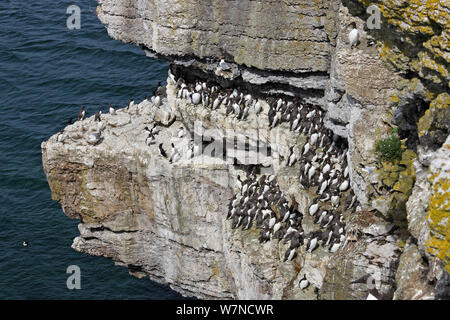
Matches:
[[158, 143, 168, 158], [77, 105, 85, 121], [348, 22, 359, 48], [57, 130, 64, 143], [94, 110, 102, 122], [109, 104, 116, 115], [146, 133, 155, 146], [127, 98, 134, 110]]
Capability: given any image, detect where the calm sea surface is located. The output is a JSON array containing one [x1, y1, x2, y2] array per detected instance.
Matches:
[[0, 0, 187, 299]]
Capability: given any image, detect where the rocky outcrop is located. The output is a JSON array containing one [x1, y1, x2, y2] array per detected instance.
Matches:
[[42, 0, 449, 299]]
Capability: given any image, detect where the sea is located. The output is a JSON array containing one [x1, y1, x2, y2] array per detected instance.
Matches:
[[0, 0, 188, 299]]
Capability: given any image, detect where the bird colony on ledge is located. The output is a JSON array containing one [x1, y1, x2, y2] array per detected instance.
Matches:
[[57, 61, 361, 290], [171, 69, 360, 282]]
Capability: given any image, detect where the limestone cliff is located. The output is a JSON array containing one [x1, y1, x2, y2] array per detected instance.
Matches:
[[42, 0, 448, 299]]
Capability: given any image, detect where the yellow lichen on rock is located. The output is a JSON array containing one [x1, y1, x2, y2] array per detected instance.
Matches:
[[418, 92, 450, 137], [425, 137, 450, 272], [358, 0, 449, 87]]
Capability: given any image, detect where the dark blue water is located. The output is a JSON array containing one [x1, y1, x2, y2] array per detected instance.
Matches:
[[0, 0, 186, 299]]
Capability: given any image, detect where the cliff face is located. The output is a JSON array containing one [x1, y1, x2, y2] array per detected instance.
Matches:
[[42, 0, 449, 299]]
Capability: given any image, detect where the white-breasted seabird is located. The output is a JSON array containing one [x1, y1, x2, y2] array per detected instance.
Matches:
[[127, 98, 134, 110], [177, 126, 185, 138], [309, 202, 319, 216], [339, 180, 349, 192], [299, 275, 309, 290], [329, 239, 341, 253], [287, 146, 297, 167], [94, 110, 102, 122], [302, 142, 310, 155], [169, 143, 181, 163], [153, 95, 161, 107], [57, 130, 64, 143], [307, 236, 318, 252], [87, 131, 101, 145], [191, 92, 201, 105], [97, 120, 105, 132], [254, 100, 262, 114], [77, 105, 85, 121], [284, 247, 297, 262], [219, 59, 231, 71], [22, 241, 28, 247], [109, 104, 116, 115], [348, 22, 359, 48]]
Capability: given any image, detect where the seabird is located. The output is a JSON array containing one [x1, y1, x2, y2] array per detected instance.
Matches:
[[348, 22, 359, 48], [310, 132, 319, 146], [254, 100, 262, 114], [97, 120, 105, 132], [158, 143, 168, 158], [359, 164, 375, 174], [87, 131, 101, 145], [302, 143, 310, 155], [318, 180, 328, 195], [309, 202, 319, 216], [22, 241, 28, 247], [177, 126, 185, 138], [307, 235, 318, 253], [219, 59, 231, 71], [146, 133, 155, 146], [94, 110, 102, 122], [268, 216, 276, 230], [331, 194, 340, 208], [127, 98, 134, 110], [308, 166, 316, 181], [109, 104, 116, 115], [287, 147, 297, 167], [235, 175, 243, 193], [212, 94, 222, 110], [291, 113, 300, 131], [299, 275, 309, 290], [284, 247, 297, 262], [329, 239, 341, 253], [57, 130, 64, 143], [169, 143, 181, 163], [339, 180, 349, 192], [77, 105, 85, 121], [191, 92, 201, 105], [153, 95, 161, 107]]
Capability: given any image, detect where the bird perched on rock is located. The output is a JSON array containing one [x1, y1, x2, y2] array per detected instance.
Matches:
[[219, 59, 231, 71], [177, 126, 185, 138], [146, 133, 155, 146], [109, 104, 116, 115], [348, 22, 359, 48], [87, 131, 101, 145], [77, 105, 85, 121], [94, 110, 102, 122], [127, 98, 134, 110], [158, 143, 167, 158], [299, 275, 309, 290], [57, 130, 65, 143]]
